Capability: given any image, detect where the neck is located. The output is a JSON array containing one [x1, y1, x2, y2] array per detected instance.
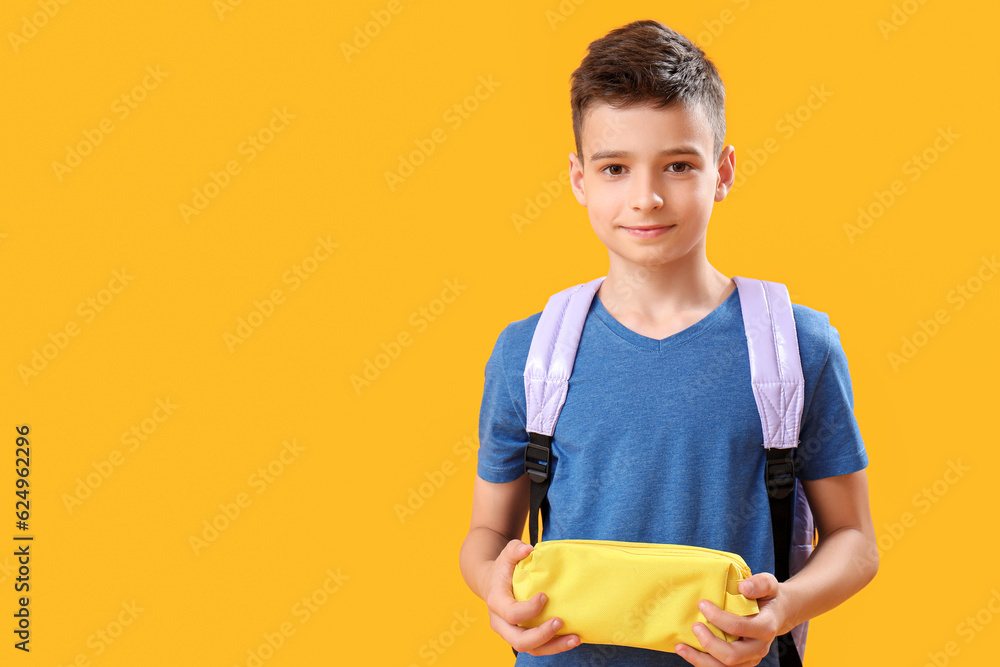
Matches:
[[598, 253, 733, 324]]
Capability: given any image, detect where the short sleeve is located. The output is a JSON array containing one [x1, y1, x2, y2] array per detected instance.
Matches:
[[795, 321, 870, 481], [476, 325, 529, 483]]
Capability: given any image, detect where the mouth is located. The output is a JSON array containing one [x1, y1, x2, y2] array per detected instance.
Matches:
[[621, 224, 676, 238]]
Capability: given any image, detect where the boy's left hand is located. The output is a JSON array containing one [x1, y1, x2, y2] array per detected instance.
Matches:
[[675, 572, 787, 667]]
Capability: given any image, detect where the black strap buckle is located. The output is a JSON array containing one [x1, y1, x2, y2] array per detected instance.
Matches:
[[765, 448, 796, 500], [524, 432, 551, 484]]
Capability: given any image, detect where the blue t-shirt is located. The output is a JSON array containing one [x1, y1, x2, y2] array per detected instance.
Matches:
[[476, 284, 869, 666]]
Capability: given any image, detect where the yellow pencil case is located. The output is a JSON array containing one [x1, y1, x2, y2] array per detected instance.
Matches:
[[511, 539, 759, 653]]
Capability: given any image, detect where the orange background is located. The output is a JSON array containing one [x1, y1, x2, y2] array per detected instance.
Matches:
[[1, 1, 997, 665]]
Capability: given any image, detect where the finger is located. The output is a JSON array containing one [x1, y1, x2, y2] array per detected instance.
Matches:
[[739, 572, 779, 600], [496, 539, 533, 590], [494, 613, 578, 655], [690, 622, 767, 666], [697, 600, 772, 641], [498, 591, 550, 626], [524, 628, 581, 656], [674, 641, 725, 667], [488, 541, 546, 625], [498, 539, 533, 572]]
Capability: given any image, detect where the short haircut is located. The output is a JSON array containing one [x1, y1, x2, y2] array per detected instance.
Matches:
[[570, 20, 727, 165]]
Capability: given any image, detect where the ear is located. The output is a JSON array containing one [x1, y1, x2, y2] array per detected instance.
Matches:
[[715, 145, 736, 202], [569, 151, 587, 207]]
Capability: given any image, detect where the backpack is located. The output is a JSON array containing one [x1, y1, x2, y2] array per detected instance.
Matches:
[[517, 275, 813, 666]]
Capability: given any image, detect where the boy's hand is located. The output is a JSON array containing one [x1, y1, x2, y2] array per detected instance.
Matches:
[[483, 539, 581, 656], [674, 572, 786, 667]]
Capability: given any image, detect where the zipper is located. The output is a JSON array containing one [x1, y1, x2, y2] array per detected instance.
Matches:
[[537, 538, 752, 578]]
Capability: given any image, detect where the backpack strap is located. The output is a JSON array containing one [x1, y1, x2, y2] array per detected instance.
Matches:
[[731, 276, 805, 455], [732, 276, 807, 667], [522, 277, 605, 547]]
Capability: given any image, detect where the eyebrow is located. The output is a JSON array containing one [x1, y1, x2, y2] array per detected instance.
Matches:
[[590, 145, 705, 161]]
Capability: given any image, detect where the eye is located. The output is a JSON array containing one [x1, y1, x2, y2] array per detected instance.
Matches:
[[601, 164, 626, 177], [668, 162, 693, 173]]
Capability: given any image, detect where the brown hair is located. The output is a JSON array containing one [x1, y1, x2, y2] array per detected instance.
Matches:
[[570, 20, 726, 165]]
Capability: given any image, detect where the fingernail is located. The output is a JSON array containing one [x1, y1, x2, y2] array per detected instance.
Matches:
[[567, 636, 577, 648], [552, 618, 562, 630], [698, 600, 707, 611], [744, 582, 754, 595], [539, 593, 547, 604]]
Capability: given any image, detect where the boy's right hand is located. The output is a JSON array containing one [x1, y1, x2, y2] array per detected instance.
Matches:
[[483, 539, 580, 656]]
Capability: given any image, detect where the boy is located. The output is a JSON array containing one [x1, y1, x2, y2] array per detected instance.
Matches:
[[459, 19, 877, 666]]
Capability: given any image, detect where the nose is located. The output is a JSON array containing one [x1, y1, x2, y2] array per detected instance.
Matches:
[[628, 168, 663, 212]]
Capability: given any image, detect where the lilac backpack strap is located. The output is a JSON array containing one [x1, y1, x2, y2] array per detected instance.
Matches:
[[733, 276, 813, 665], [523, 276, 605, 437], [518, 277, 604, 549], [731, 277, 804, 449]]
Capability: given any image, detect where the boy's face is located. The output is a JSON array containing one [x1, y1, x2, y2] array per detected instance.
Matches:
[[568, 101, 735, 273]]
